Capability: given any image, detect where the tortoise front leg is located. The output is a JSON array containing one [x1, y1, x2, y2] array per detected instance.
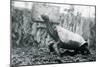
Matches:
[[53, 41, 61, 56]]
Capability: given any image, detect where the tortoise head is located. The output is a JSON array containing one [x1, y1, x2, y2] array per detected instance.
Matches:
[[41, 14, 49, 22]]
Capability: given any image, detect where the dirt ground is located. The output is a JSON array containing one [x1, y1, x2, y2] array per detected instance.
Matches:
[[11, 46, 96, 66]]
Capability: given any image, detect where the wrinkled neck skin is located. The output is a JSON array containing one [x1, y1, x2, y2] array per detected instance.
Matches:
[[44, 20, 52, 29], [44, 20, 60, 42]]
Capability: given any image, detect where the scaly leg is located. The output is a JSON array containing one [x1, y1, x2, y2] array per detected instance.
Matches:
[[53, 41, 61, 56]]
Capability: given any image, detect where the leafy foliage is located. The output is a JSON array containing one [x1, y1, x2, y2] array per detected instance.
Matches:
[[11, 4, 96, 66]]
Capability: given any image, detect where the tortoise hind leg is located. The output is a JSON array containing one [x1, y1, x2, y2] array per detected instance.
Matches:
[[82, 47, 91, 55], [80, 44, 91, 55]]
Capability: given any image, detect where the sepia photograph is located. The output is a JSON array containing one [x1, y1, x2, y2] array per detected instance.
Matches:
[[11, 0, 96, 66]]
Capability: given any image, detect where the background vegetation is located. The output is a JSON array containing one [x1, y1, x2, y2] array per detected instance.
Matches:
[[11, 2, 96, 66]]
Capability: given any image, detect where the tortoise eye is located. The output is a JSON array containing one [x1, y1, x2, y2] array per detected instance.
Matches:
[[84, 51, 87, 54]]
